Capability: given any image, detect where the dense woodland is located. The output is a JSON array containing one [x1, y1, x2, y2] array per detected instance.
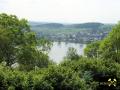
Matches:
[[0, 13, 120, 90]]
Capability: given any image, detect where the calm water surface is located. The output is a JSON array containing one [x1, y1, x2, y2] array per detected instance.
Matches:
[[48, 42, 86, 63]]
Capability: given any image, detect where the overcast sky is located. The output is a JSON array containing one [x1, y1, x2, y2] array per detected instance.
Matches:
[[0, 0, 120, 23]]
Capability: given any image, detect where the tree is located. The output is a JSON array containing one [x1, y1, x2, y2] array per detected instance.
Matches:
[[65, 47, 79, 60], [41, 66, 87, 90], [0, 13, 31, 66], [17, 45, 49, 71], [99, 21, 120, 62], [0, 13, 51, 69], [84, 41, 100, 58], [84, 21, 120, 62], [0, 28, 15, 66]]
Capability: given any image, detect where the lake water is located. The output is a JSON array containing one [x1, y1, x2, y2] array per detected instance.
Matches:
[[48, 42, 86, 63]]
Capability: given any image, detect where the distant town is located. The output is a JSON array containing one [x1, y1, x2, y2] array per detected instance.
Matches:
[[36, 30, 109, 43], [30, 22, 114, 43]]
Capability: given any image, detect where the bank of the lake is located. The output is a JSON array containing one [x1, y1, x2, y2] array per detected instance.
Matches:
[[48, 42, 86, 63]]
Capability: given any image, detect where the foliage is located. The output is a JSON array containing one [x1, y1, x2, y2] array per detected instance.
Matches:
[[61, 57, 120, 90], [0, 57, 120, 90], [84, 21, 120, 63], [0, 13, 51, 70], [0, 64, 87, 90], [64, 47, 80, 60], [84, 41, 101, 58], [42, 66, 87, 90], [1, 13, 120, 90], [99, 22, 120, 62], [0, 13, 31, 66]]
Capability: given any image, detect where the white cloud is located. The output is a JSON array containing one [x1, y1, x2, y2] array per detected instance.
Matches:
[[0, 0, 120, 23]]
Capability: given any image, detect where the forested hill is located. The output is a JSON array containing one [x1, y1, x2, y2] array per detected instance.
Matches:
[[30, 22, 114, 30], [30, 22, 114, 43], [68, 22, 104, 29]]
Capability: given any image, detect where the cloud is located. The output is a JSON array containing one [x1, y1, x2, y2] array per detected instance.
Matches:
[[0, 0, 120, 23]]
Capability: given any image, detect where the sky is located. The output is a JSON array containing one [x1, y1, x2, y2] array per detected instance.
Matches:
[[0, 0, 120, 23]]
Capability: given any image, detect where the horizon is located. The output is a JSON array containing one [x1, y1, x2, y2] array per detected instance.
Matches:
[[29, 21, 115, 24], [1, 0, 120, 23]]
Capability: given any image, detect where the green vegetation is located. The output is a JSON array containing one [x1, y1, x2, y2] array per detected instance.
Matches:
[[31, 27, 87, 34], [30, 22, 113, 34], [0, 13, 120, 90], [84, 41, 101, 58], [31, 22, 113, 43], [0, 13, 52, 70], [84, 22, 120, 63], [64, 47, 80, 60]]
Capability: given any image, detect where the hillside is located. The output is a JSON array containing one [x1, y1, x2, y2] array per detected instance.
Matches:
[[30, 22, 113, 29], [30, 22, 114, 43]]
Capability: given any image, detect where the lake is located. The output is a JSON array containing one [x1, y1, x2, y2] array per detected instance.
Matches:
[[48, 42, 86, 63]]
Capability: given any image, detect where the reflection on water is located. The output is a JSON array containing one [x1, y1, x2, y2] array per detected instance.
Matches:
[[48, 42, 86, 63]]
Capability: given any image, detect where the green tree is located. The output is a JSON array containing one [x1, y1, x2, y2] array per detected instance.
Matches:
[[84, 41, 100, 58], [0, 28, 16, 66], [0, 13, 51, 70], [99, 21, 120, 62], [17, 45, 49, 71], [42, 66, 87, 90], [65, 47, 79, 60], [0, 13, 30, 66]]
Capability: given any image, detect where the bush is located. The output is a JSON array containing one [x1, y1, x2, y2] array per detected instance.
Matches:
[[61, 57, 120, 90]]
